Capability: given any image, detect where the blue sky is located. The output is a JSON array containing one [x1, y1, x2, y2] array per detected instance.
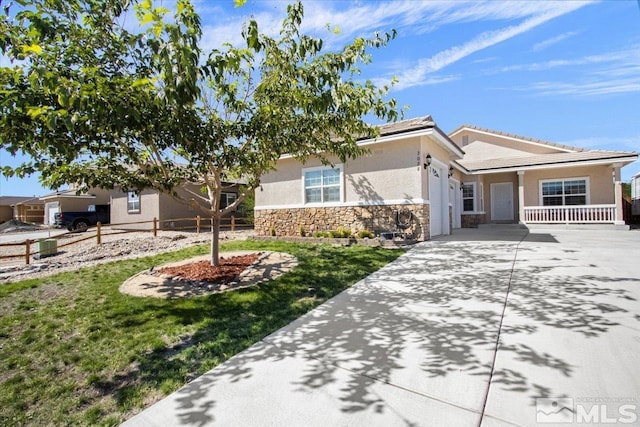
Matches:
[[1, 0, 639, 196]]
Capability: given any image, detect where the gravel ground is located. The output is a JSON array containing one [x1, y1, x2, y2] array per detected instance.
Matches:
[[0, 229, 254, 284]]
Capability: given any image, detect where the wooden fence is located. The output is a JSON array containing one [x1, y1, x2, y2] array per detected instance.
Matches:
[[0, 215, 248, 265]]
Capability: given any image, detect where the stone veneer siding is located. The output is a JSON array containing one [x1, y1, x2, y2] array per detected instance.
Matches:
[[461, 213, 486, 228], [255, 204, 431, 240]]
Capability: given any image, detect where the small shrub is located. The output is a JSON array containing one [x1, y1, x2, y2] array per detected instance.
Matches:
[[270, 226, 276, 236], [357, 229, 374, 239], [313, 231, 328, 238], [329, 227, 351, 238], [298, 225, 306, 237]]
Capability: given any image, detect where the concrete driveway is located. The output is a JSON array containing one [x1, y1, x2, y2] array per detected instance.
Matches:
[[123, 226, 640, 426]]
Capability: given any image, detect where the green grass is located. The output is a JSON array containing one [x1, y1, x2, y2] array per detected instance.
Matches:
[[0, 240, 402, 426]]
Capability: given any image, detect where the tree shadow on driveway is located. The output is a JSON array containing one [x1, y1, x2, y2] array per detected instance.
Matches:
[[149, 236, 640, 425]]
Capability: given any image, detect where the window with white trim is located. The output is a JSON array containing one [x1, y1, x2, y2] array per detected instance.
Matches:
[[303, 165, 342, 204], [540, 178, 588, 206], [462, 183, 476, 212], [127, 191, 140, 213], [220, 192, 237, 209]]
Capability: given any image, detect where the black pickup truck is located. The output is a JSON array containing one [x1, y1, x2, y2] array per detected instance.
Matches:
[[54, 204, 111, 231]]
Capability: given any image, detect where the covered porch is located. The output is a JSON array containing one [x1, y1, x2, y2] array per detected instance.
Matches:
[[516, 165, 626, 226]]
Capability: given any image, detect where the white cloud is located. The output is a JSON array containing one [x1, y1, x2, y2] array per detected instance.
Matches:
[[392, 1, 590, 90], [506, 45, 640, 96], [532, 31, 578, 51]]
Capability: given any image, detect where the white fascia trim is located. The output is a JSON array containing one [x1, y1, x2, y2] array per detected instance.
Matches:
[[39, 194, 97, 201], [429, 130, 465, 159], [467, 156, 639, 175], [451, 161, 469, 174], [255, 198, 429, 211], [279, 127, 464, 159], [453, 127, 575, 153], [279, 129, 432, 160]]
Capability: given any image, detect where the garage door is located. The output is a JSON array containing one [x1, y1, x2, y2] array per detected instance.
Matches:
[[429, 166, 442, 236], [47, 203, 59, 226]]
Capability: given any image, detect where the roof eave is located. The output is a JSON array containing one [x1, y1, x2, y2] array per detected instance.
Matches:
[[462, 155, 638, 175]]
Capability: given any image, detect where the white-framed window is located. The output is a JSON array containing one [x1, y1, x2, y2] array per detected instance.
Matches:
[[462, 182, 476, 212], [221, 192, 237, 209], [540, 178, 589, 206], [127, 191, 140, 213], [303, 165, 343, 204]]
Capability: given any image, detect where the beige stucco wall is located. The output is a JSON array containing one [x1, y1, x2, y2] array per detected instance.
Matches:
[[111, 189, 160, 230], [256, 138, 424, 207], [450, 129, 562, 161], [522, 165, 615, 206], [346, 138, 422, 202]]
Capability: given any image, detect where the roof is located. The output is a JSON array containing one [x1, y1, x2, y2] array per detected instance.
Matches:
[[376, 115, 437, 137], [361, 115, 465, 158], [449, 124, 587, 153], [0, 196, 42, 206], [39, 189, 97, 201], [458, 150, 638, 173]]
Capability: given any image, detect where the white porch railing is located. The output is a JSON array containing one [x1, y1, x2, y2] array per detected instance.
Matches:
[[524, 205, 617, 224]]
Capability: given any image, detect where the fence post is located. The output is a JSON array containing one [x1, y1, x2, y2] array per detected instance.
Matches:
[[96, 222, 102, 244], [25, 239, 31, 265], [231, 216, 235, 232], [196, 215, 201, 235], [153, 217, 158, 237]]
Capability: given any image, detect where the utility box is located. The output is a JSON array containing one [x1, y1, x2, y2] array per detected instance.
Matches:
[[37, 239, 58, 258]]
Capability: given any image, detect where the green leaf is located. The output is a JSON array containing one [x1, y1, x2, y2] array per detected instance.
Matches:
[[234, 0, 248, 7]]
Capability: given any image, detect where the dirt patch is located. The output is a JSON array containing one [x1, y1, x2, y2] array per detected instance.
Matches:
[[120, 251, 298, 299]]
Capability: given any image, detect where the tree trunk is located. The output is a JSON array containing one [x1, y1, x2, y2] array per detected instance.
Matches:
[[210, 215, 220, 266]]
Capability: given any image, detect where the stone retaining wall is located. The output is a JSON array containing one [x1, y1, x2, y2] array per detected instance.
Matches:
[[255, 204, 431, 240], [461, 213, 486, 228]]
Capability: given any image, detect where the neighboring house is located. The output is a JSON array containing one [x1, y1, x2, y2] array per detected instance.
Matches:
[[450, 125, 637, 227], [110, 182, 243, 230], [255, 116, 465, 240], [0, 196, 45, 223], [632, 171, 640, 216], [254, 115, 638, 240], [40, 188, 114, 226]]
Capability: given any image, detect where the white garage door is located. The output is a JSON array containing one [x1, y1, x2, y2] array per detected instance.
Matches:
[[47, 203, 59, 226], [429, 166, 442, 236]]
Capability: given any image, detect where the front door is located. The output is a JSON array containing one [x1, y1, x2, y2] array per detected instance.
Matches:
[[491, 182, 514, 221]]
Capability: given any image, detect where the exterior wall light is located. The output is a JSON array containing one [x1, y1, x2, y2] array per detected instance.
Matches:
[[448, 167, 454, 177], [423, 154, 432, 169]]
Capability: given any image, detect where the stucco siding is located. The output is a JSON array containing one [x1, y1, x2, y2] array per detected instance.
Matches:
[[256, 139, 423, 208], [523, 165, 615, 206], [111, 189, 160, 229], [451, 130, 562, 161], [345, 138, 421, 203]]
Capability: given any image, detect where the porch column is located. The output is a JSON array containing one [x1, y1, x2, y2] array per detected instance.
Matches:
[[517, 170, 525, 223], [613, 165, 625, 225]]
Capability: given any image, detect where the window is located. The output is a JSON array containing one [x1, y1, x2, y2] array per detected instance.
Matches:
[[303, 165, 342, 204], [462, 183, 476, 212], [221, 192, 237, 209], [541, 178, 588, 206], [127, 191, 140, 212]]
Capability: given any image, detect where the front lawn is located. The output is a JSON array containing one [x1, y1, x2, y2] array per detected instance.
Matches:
[[0, 240, 402, 426]]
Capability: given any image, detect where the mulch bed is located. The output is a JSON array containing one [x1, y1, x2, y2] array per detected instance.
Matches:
[[156, 253, 260, 284]]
